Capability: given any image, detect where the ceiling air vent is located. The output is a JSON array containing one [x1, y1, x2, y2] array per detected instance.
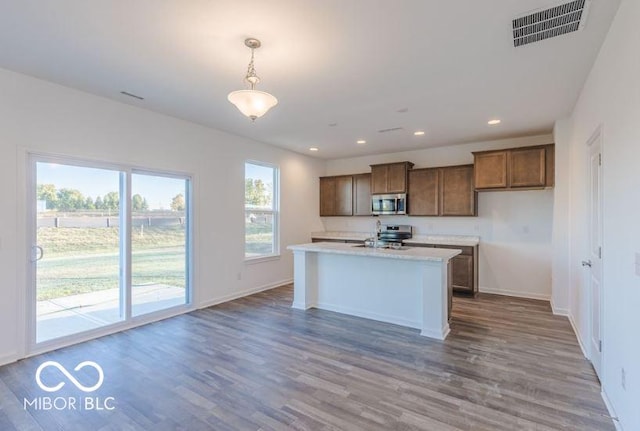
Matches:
[[378, 127, 404, 134], [513, 0, 591, 47]]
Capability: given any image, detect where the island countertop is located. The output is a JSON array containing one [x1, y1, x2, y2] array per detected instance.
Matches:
[[288, 242, 461, 262], [310, 231, 480, 247]]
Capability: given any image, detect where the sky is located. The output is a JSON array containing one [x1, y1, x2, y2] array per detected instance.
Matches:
[[245, 162, 274, 186], [37, 162, 186, 210]]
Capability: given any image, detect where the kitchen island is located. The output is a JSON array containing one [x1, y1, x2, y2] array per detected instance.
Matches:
[[287, 242, 461, 340]]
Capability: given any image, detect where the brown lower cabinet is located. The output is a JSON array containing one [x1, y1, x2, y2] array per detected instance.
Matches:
[[408, 243, 478, 295], [311, 238, 363, 244]]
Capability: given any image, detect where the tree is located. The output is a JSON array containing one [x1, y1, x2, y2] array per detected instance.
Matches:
[[142, 197, 149, 210], [171, 193, 185, 211], [37, 184, 58, 209], [85, 196, 95, 210], [56, 188, 85, 211], [245, 179, 270, 207], [95, 196, 103, 210], [132, 194, 144, 211], [102, 192, 119, 210]]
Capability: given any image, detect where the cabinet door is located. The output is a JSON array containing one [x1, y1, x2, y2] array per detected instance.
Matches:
[[545, 144, 555, 187], [335, 175, 353, 216], [408, 168, 439, 216], [451, 254, 474, 293], [441, 165, 476, 216], [319, 177, 336, 216], [510, 147, 546, 187], [370, 165, 388, 194], [474, 151, 508, 189], [386, 163, 407, 193], [353, 173, 371, 216]]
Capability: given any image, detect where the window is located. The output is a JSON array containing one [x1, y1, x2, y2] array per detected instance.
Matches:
[[245, 161, 279, 260]]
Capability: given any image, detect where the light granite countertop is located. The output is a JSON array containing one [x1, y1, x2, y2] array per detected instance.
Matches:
[[288, 241, 461, 262], [310, 231, 479, 246]]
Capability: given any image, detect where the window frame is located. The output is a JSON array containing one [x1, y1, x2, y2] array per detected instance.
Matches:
[[244, 160, 280, 262]]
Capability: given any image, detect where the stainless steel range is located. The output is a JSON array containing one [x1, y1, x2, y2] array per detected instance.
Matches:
[[363, 224, 413, 249], [378, 224, 413, 243]]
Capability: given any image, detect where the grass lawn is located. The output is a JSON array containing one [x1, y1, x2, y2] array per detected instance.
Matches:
[[245, 221, 274, 256], [36, 226, 186, 301]]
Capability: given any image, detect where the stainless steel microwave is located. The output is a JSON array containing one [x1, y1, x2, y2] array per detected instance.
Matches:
[[371, 194, 406, 215]]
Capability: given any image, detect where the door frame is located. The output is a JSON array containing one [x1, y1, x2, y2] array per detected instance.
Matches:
[[585, 125, 604, 379], [24, 151, 195, 357]]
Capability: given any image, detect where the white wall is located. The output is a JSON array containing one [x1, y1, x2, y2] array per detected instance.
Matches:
[[551, 119, 572, 316], [325, 135, 555, 300], [554, 0, 640, 429], [0, 68, 325, 365]]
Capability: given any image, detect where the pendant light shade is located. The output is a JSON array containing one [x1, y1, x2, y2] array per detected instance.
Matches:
[[227, 89, 278, 121], [228, 38, 278, 121]]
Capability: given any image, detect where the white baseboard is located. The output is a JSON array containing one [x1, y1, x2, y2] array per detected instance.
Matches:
[[315, 302, 422, 331], [0, 352, 18, 367], [567, 312, 588, 358], [197, 278, 292, 310], [550, 299, 569, 316], [479, 286, 551, 301], [601, 388, 623, 430]]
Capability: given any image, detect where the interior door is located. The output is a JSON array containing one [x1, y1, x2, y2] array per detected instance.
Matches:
[[585, 129, 603, 379]]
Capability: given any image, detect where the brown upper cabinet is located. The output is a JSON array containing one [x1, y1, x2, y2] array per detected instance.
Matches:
[[408, 165, 477, 216], [352, 173, 372, 216], [319, 175, 353, 216], [370, 162, 414, 194], [473, 144, 555, 190], [408, 168, 440, 216], [319, 173, 371, 216], [441, 165, 477, 216]]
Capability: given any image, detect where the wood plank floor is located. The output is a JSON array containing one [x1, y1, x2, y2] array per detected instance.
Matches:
[[0, 285, 614, 430]]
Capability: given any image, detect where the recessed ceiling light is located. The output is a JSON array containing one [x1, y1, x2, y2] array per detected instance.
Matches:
[[414, 131, 425, 136], [488, 119, 501, 125], [309, 147, 319, 152], [356, 140, 366, 144]]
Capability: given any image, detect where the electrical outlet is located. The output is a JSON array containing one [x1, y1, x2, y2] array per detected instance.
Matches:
[[621, 368, 626, 390]]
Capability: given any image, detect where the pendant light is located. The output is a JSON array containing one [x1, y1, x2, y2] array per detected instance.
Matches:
[[227, 38, 278, 121]]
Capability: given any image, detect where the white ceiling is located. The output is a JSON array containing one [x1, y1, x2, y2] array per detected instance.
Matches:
[[0, 0, 620, 159]]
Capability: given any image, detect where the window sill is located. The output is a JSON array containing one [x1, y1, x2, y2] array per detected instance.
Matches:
[[244, 254, 281, 265]]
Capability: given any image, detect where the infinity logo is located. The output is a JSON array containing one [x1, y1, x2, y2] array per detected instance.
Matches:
[[35, 361, 104, 393]]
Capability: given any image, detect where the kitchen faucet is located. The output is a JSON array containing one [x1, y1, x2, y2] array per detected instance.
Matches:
[[374, 220, 382, 247]]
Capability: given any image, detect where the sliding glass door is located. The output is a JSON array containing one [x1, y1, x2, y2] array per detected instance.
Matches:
[[131, 173, 189, 316], [35, 162, 124, 343], [32, 157, 191, 346]]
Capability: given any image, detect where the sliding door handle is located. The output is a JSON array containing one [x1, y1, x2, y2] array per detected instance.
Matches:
[[581, 260, 592, 267], [32, 246, 44, 262]]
